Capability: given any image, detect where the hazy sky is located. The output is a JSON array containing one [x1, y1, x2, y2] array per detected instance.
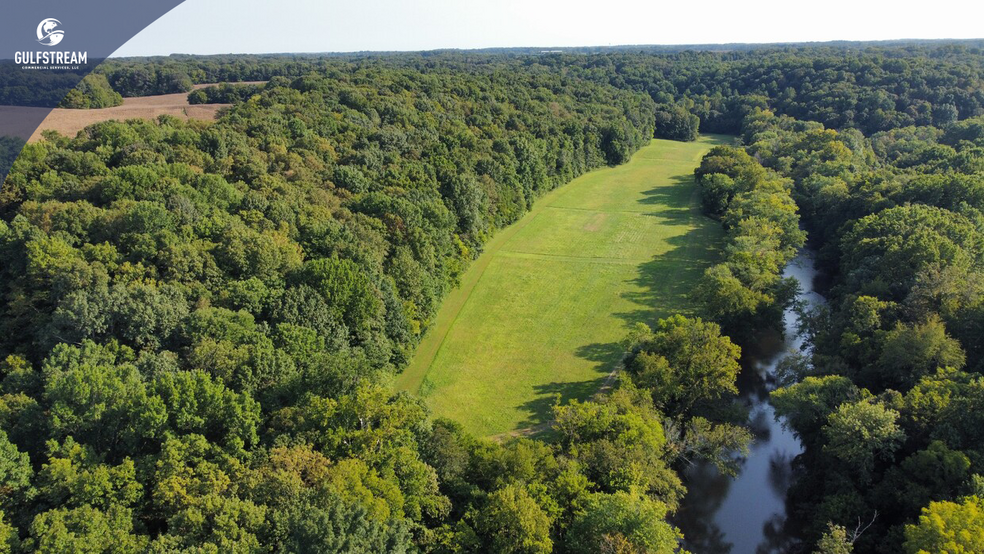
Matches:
[[113, 0, 984, 56]]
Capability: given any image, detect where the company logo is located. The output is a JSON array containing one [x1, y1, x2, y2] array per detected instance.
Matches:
[[37, 18, 65, 47], [14, 18, 86, 69]]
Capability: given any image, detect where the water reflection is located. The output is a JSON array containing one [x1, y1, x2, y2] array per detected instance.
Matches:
[[748, 406, 773, 443], [676, 461, 735, 554], [675, 252, 824, 554], [768, 451, 796, 498], [758, 513, 800, 554]]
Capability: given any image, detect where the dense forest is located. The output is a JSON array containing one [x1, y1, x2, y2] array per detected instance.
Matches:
[[1, 41, 984, 552], [86, 44, 984, 137], [0, 61, 690, 553], [738, 109, 984, 552]]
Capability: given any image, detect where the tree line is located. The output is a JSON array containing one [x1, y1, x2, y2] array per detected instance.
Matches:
[[55, 42, 984, 138]]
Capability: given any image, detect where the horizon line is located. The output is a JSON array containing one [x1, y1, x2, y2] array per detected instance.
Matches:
[[107, 36, 984, 59]]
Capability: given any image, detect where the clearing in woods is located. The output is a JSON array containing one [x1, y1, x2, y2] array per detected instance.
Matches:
[[0, 82, 267, 143], [395, 135, 730, 437]]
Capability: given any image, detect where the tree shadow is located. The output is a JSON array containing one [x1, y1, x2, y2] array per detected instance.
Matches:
[[515, 376, 611, 437], [638, 174, 698, 208], [616, 224, 721, 326], [575, 341, 625, 364]]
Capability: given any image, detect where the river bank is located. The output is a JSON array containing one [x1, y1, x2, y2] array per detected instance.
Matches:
[[675, 251, 826, 553]]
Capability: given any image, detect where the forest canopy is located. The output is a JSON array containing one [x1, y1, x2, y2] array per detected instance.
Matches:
[[2, 41, 984, 553]]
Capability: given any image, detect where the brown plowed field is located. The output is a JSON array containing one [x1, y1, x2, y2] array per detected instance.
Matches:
[[0, 82, 265, 143]]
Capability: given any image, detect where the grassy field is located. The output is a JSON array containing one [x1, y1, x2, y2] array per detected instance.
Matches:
[[395, 135, 730, 436]]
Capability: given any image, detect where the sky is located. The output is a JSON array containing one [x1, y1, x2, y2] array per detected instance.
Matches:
[[112, 0, 984, 57]]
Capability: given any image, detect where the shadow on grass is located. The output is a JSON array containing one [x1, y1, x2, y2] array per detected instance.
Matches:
[[619, 171, 721, 327], [515, 375, 611, 437], [511, 164, 723, 434], [575, 341, 625, 364], [617, 229, 720, 326], [639, 174, 695, 207]]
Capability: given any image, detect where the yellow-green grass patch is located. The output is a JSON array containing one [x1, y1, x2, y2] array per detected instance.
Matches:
[[395, 135, 731, 436]]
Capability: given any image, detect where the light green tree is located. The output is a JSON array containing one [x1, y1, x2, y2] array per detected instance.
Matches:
[[904, 496, 984, 554], [476, 484, 553, 554], [823, 401, 904, 481], [566, 491, 684, 554]]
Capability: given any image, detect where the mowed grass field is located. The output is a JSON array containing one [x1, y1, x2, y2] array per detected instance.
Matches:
[[395, 135, 730, 436]]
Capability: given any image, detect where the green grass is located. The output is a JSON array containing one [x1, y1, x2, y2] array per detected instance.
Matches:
[[395, 135, 731, 436]]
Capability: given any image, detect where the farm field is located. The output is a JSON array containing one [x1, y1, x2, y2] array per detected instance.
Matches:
[[396, 135, 729, 436], [0, 82, 265, 143]]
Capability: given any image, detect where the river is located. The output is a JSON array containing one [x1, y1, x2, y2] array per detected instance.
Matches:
[[675, 251, 826, 554]]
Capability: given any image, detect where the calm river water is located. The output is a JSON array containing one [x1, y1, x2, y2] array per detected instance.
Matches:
[[675, 251, 825, 554]]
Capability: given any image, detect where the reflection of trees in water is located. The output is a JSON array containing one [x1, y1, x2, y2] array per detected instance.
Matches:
[[747, 407, 773, 444], [683, 523, 734, 554], [675, 462, 735, 554], [677, 467, 801, 554], [678, 254, 819, 553], [756, 513, 803, 554], [768, 451, 795, 498], [736, 358, 771, 405]]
